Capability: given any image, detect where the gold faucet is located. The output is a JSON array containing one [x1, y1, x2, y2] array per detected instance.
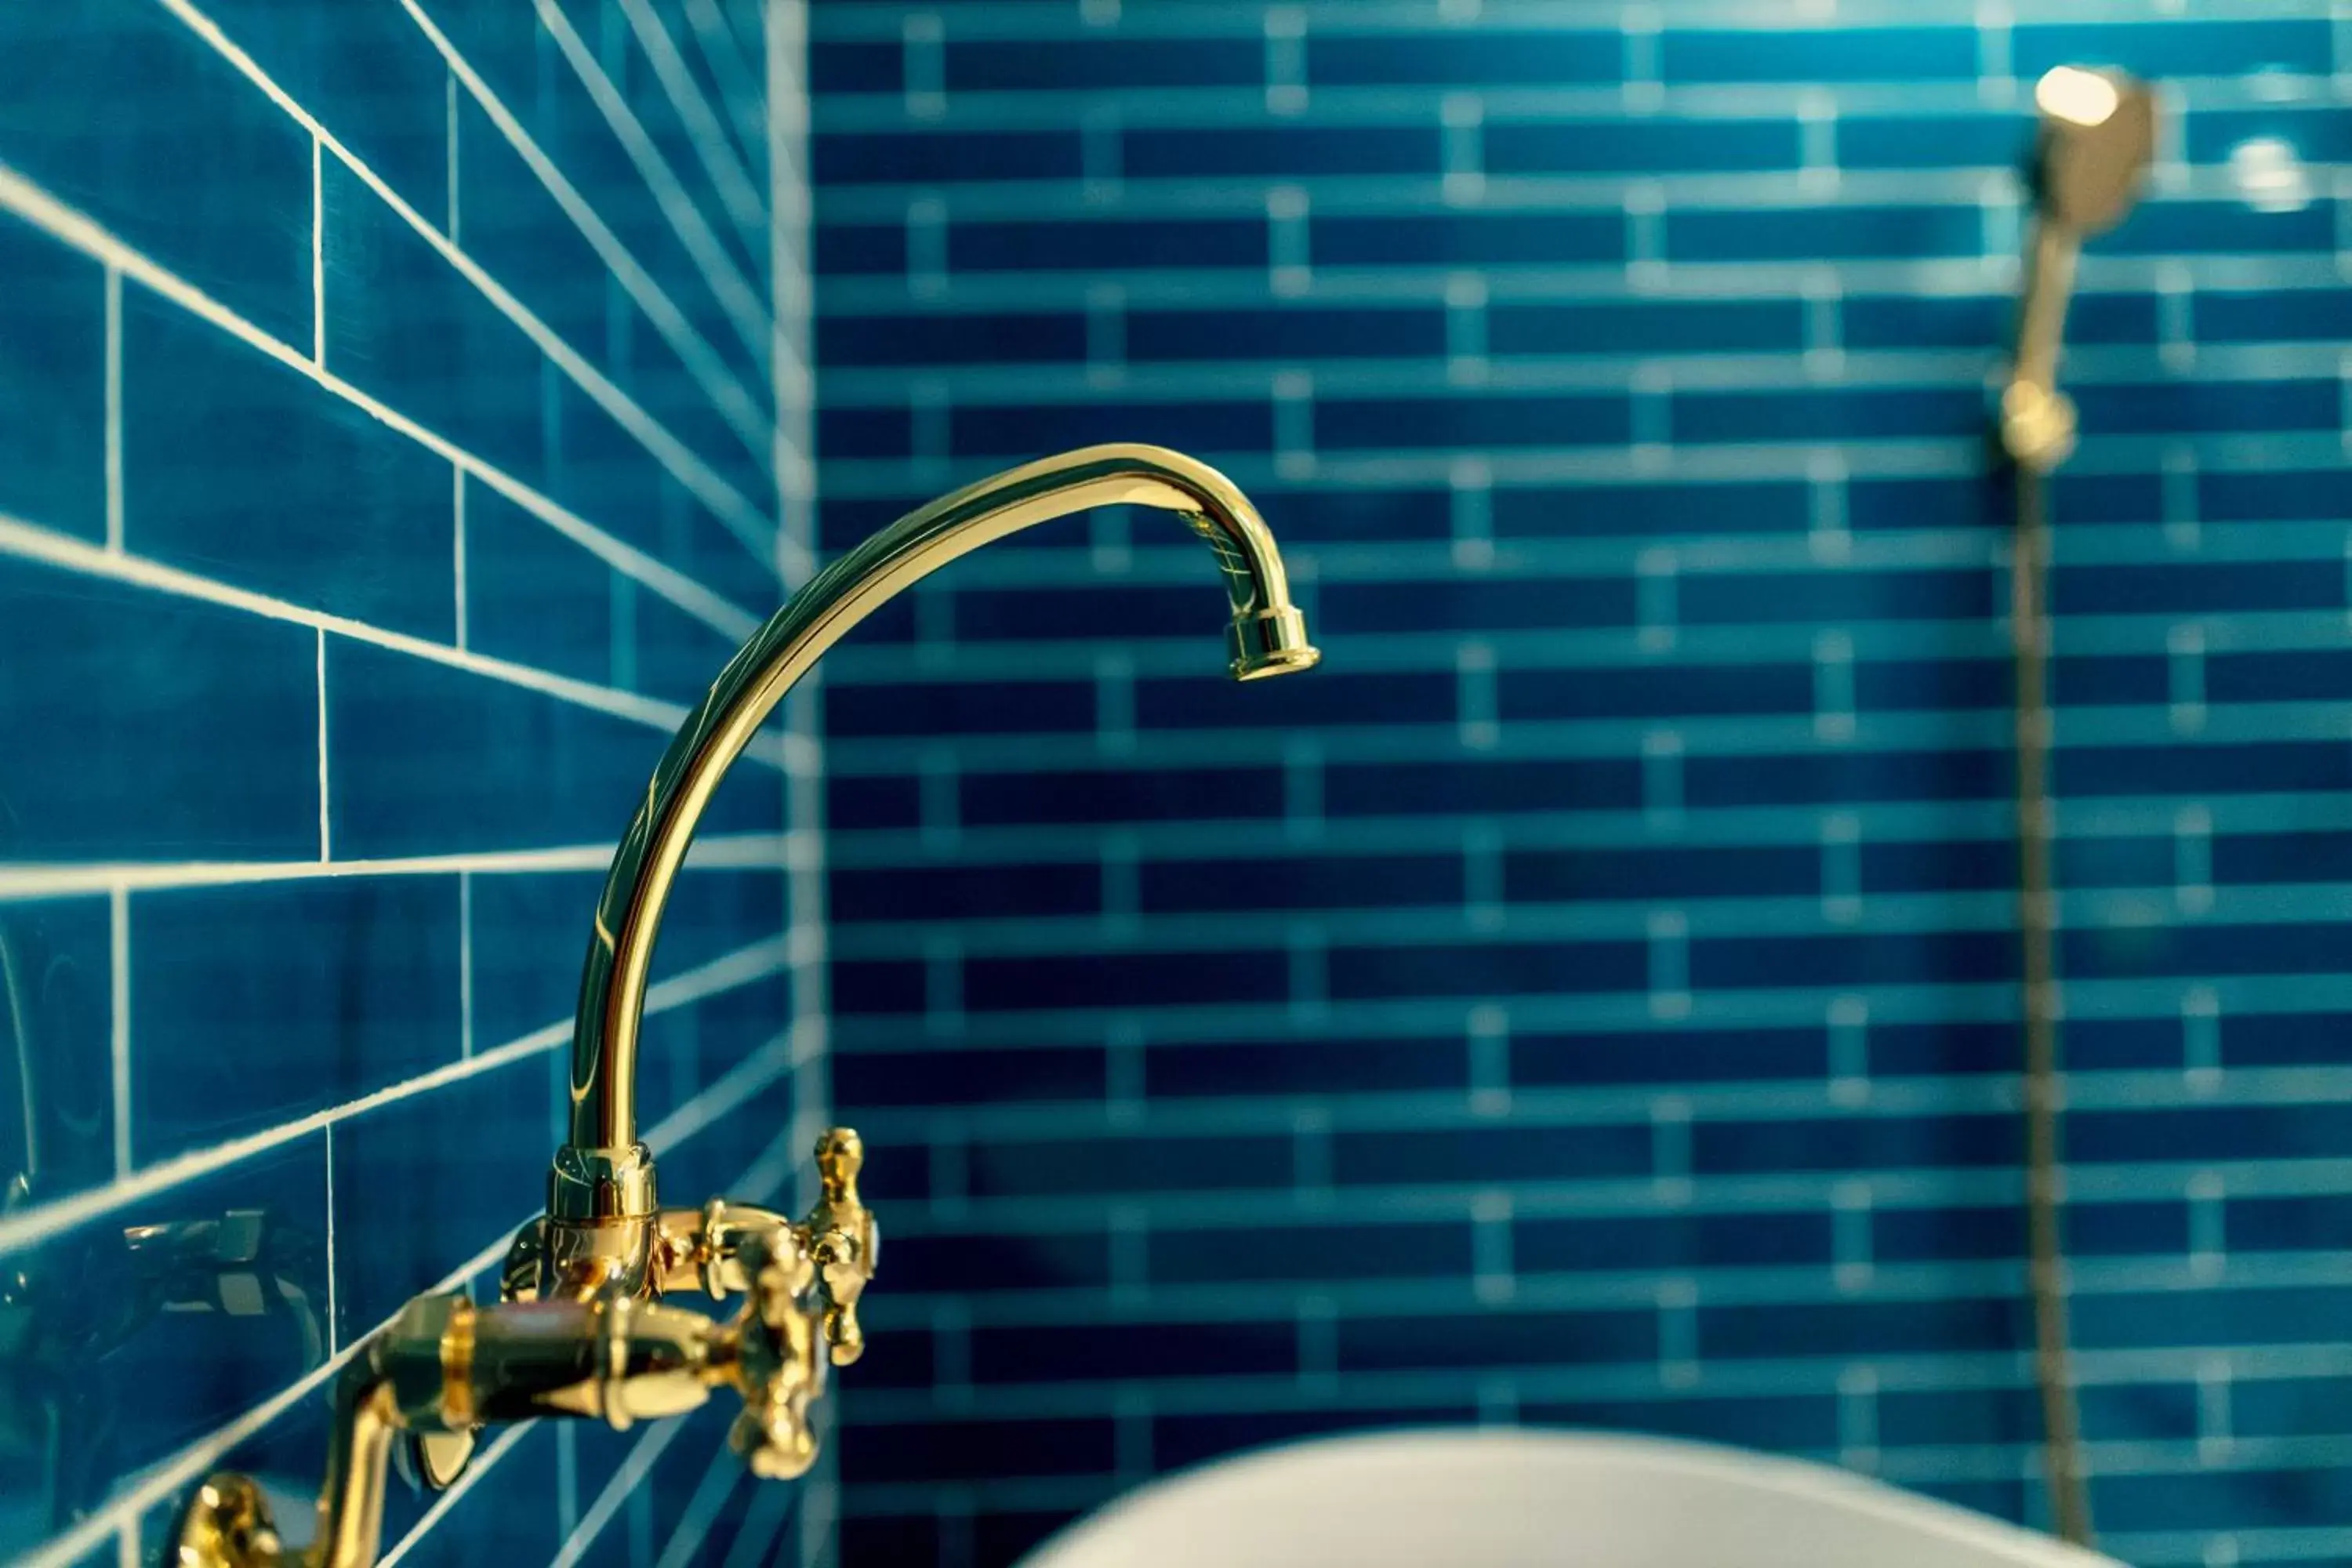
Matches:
[[169, 445, 1319, 1568]]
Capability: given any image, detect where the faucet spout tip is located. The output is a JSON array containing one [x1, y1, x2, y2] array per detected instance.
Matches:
[[1229, 606, 1320, 681]]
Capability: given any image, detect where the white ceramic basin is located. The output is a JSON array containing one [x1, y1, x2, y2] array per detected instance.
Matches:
[[1018, 1428, 2123, 1568]]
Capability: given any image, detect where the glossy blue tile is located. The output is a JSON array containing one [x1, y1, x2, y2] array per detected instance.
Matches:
[[0, 557, 318, 858], [815, 129, 1082, 184], [322, 158, 547, 488], [323, 637, 779, 856], [1129, 305, 1448, 363], [951, 215, 1269, 272], [1320, 391, 1632, 450], [1340, 1304, 1656, 1371], [0, 0, 311, 343], [0, 214, 105, 542], [949, 37, 1259, 91], [1667, 204, 1983, 263], [1486, 118, 1802, 176], [1313, 210, 1624, 267], [2013, 20, 2330, 80], [132, 877, 459, 1160], [1662, 27, 1979, 83], [1127, 125, 1442, 180], [820, 309, 1089, 367], [962, 762, 1286, 826], [1308, 30, 1617, 87], [965, 1132, 1291, 1200], [0, 897, 114, 1203], [124, 290, 456, 641]]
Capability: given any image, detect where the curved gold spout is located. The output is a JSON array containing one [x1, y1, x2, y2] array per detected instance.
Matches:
[[553, 444, 1318, 1225]]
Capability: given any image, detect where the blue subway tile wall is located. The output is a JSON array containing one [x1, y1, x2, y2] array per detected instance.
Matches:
[[808, 2, 2352, 1566], [0, 3, 819, 1566]]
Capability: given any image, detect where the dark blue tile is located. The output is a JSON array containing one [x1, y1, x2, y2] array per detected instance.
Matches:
[[1492, 479, 1808, 539], [2060, 739, 2352, 800], [1486, 118, 1801, 175], [1488, 298, 1804, 355], [823, 677, 1093, 738], [952, 215, 1269, 272], [1702, 1294, 2024, 1359], [2188, 106, 2352, 167], [1340, 1303, 1656, 1370], [1320, 391, 1632, 451], [125, 289, 456, 640], [965, 1132, 1291, 1199], [833, 1044, 1105, 1108], [1125, 125, 1442, 180], [1154, 1403, 1480, 1472], [815, 129, 1083, 184], [952, 397, 1274, 459], [818, 310, 1088, 367], [2200, 287, 2352, 345], [816, 218, 908, 276], [0, 214, 105, 542], [830, 859, 1100, 921], [1679, 566, 1994, 625], [1345, 1123, 1656, 1185], [1525, 1391, 1839, 1452], [2057, 559, 2339, 617], [1848, 289, 2156, 351], [1668, 204, 1982, 263], [1514, 1025, 1827, 1087], [1142, 851, 1462, 915], [962, 764, 1286, 826], [1501, 662, 1813, 722], [132, 877, 459, 1160], [812, 40, 902, 94], [0, 0, 312, 343], [456, 95, 612, 380], [1330, 938, 1647, 1001], [841, 1416, 1112, 1483], [1313, 211, 1624, 267], [1689, 746, 2005, 809], [1695, 1109, 2019, 1175], [1326, 757, 1646, 818], [1138, 669, 1454, 731], [1308, 31, 1617, 87], [1506, 844, 1818, 902], [1516, 1210, 1833, 1272], [880, 1229, 1112, 1294], [966, 948, 1288, 1012], [2103, 198, 2334, 256], [948, 37, 1260, 90], [1672, 386, 1981, 444], [2074, 377, 2337, 438], [1129, 305, 1448, 363], [1693, 928, 2014, 989], [1146, 1033, 1466, 1099], [1155, 1220, 1471, 1284], [978, 1317, 1296, 1385], [0, 556, 318, 858]]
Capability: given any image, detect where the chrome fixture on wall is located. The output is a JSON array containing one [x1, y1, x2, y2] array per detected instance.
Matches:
[[169, 445, 1320, 1568], [2001, 67, 2157, 1553]]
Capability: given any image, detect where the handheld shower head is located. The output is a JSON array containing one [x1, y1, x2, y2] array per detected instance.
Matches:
[[2031, 67, 2157, 235], [2002, 67, 2158, 472]]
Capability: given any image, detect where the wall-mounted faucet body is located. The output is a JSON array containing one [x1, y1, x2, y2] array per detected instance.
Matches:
[[170, 445, 1319, 1568]]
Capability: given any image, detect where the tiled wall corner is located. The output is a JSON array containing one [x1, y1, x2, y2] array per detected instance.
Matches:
[[806, 3, 2352, 1566], [0, 2, 817, 1565]]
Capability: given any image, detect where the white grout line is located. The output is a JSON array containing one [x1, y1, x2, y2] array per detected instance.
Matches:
[[0, 159, 765, 644], [612, 0, 770, 238], [684, 0, 771, 165], [323, 1121, 339, 1353], [0, 509, 798, 766], [107, 886, 130, 1178], [315, 628, 332, 862], [0, 832, 809, 901], [451, 466, 467, 649], [156, 0, 781, 549], [310, 132, 325, 364], [393, 0, 782, 488], [458, 869, 475, 1061], [445, 68, 461, 245], [549, 1419, 687, 1568], [0, 932, 793, 1261], [102, 265, 122, 552], [531, 0, 772, 366]]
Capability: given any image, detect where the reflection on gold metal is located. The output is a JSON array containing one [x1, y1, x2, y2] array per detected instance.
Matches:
[[171, 445, 1318, 1568], [2001, 67, 2157, 474]]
